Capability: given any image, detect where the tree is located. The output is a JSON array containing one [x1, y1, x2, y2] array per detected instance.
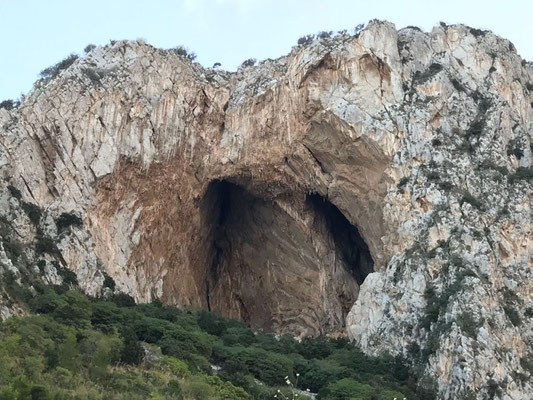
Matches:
[[120, 330, 144, 365], [58, 331, 81, 372]]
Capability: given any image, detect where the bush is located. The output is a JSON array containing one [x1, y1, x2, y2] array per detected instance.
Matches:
[[35, 235, 58, 255], [162, 356, 190, 378], [466, 119, 485, 137], [120, 330, 144, 365], [197, 310, 228, 336], [39, 54, 79, 81], [170, 46, 196, 60], [317, 378, 373, 400], [507, 139, 524, 159], [102, 273, 116, 291], [0, 285, 426, 399], [84, 44, 96, 54], [7, 185, 22, 200], [397, 177, 409, 188], [297, 35, 314, 46], [221, 326, 256, 346], [55, 212, 83, 233], [181, 375, 214, 400], [110, 292, 136, 307], [503, 306, 521, 327], [414, 63, 443, 84], [509, 167, 533, 183], [240, 58, 256, 68], [2, 236, 23, 262], [297, 358, 345, 393], [457, 312, 481, 338], [461, 192, 483, 209], [297, 337, 334, 359], [470, 28, 487, 37], [21, 201, 42, 225], [0, 100, 19, 110]]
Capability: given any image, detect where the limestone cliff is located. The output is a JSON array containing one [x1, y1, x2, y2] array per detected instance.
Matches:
[[0, 21, 531, 399]]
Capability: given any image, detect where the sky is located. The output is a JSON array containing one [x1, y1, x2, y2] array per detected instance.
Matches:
[[0, 0, 531, 100]]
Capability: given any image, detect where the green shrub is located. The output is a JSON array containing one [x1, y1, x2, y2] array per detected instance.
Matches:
[[457, 312, 481, 338], [397, 177, 409, 188], [509, 167, 533, 182], [84, 44, 96, 54], [39, 54, 79, 81], [460, 192, 483, 209], [297, 358, 345, 393], [35, 235, 58, 255], [466, 119, 484, 137], [470, 28, 487, 37], [0, 99, 18, 110], [181, 375, 214, 400], [507, 139, 524, 159], [240, 58, 256, 68], [414, 63, 443, 84], [55, 212, 82, 233], [169, 46, 196, 60], [110, 292, 136, 307], [0, 286, 430, 399], [297, 35, 314, 46], [197, 310, 228, 336], [297, 336, 334, 359], [503, 306, 521, 327], [318, 378, 373, 400], [102, 272, 116, 290], [221, 326, 256, 346], [21, 201, 41, 225], [6, 185, 22, 200], [120, 330, 144, 365], [2, 236, 23, 262], [162, 355, 190, 378]]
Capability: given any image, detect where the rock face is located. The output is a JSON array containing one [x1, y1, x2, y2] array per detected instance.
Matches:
[[0, 21, 531, 399]]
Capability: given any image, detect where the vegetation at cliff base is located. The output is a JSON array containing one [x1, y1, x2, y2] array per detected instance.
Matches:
[[0, 286, 436, 399]]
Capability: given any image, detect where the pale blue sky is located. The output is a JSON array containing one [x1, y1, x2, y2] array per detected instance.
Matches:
[[0, 0, 531, 100]]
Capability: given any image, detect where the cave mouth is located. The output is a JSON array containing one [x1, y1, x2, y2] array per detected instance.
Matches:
[[306, 193, 374, 286], [201, 179, 374, 336]]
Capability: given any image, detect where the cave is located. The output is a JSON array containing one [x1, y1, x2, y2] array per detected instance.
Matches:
[[201, 180, 374, 336]]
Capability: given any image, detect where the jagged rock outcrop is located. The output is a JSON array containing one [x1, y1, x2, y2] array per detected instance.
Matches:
[[0, 21, 531, 399]]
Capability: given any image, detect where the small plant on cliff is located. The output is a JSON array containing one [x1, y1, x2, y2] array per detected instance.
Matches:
[[39, 54, 79, 81], [83, 44, 96, 54], [21, 201, 42, 226], [297, 34, 314, 46], [169, 46, 197, 60], [317, 31, 333, 39], [7, 184, 22, 200], [240, 58, 256, 68], [509, 166, 533, 182], [457, 312, 483, 338], [413, 63, 443, 85], [0, 99, 19, 110], [460, 192, 483, 210], [503, 306, 522, 327], [55, 212, 83, 233]]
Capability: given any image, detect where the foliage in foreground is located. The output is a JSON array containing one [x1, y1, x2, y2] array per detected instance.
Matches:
[[0, 286, 436, 399]]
